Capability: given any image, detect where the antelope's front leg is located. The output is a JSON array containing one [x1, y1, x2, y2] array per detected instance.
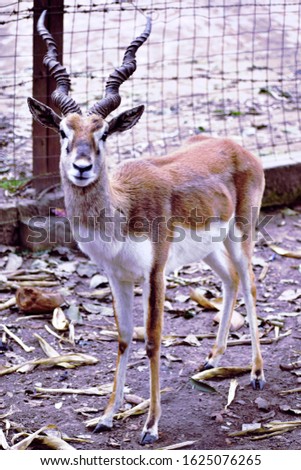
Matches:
[[140, 269, 165, 445], [94, 279, 134, 432]]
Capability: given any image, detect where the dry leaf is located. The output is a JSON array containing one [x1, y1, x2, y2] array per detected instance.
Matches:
[[278, 289, 301, 302], [99, 330, 118, 340], [77, 288, 111, 300], [34, 333, 74, 369], [225, 379, 238, 409], [17, 362, 37, 373], [0, 296, 16, 312], [214, 310, 245, 331], [65, 303, 83, 324], [133, 326, 145, 341], [4, 253, 23, 273], [279, 360, 301, 371], [11, 425, 52, 450], [0, 353, 98, 377], [162, 332, 215, 347], [44, 324, 72, 344], [34, 333, 61, 357], [52, 307, 69, 331], [252, 256, 267, 267], [69, 322, 75, 344], [0, 429, 9, 450], [258, 264, 269, 282], [11, 424, 75, 450], [89, 274, 109, 289], [35, 383, 116, 396], [34, 435, 75, 450], [279, 387, 301, 395], [269, 244, 301, 259], [175, 293, 190, 303], [115, 400, 150, 420], [159, 440, 196, 450], [183, 334, 201, 347], [82, 303, 103, 314], [192, 366, 251, 381], [190, 288, 220, 310], [57, 261, 78, 274], [229, 420, 301, 440], [228, 329, 291, 346], [279, 405, 301, 415], [0, 406, 17, 420], [2, 325, 35, 353], [190, 378, 219, 394]]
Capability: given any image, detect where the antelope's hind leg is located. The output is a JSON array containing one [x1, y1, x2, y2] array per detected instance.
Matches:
[[94, 279, 134, 432], [202, 247, 239, 370], [224, 235, 265, 389]]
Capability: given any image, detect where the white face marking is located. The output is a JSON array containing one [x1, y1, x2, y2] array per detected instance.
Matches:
[[60, 120, 108, 188], [93, 122, 109, 150], [60, 120, 74, 150]]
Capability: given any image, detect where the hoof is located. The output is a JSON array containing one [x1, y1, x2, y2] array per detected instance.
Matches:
[[199, 361, 215, 371], [140, 431, 158, 445], [251, 378, 266, 390], [93, 421, 112, 434]]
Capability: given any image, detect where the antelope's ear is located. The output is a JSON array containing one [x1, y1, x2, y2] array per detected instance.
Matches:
[[107, 105, 144, 135], [27, 97, 61, 132]]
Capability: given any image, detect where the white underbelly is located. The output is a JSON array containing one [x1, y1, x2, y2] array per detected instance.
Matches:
[[77, 230, 153, 283], [166, 221, 230, 274], [76, 219, 230, 282]]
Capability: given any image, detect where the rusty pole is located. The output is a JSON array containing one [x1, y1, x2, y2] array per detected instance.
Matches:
[[32, 0, 64, 191]]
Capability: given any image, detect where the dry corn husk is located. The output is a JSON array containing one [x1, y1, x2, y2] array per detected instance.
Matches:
[[190, 288, 244, 331], [2, 324, 35, 353], [0, 296, 16, 312], [77, 287, 111, 300], [34, 333, 74, 369], [269, 244, 301, 259], [52, 307, 69, 331], [190, 288, 221, 310], [0, 353, 98, 377], [192, 365, 251, 381], [213, 310, 245, 331], [229, 420, 301, 440], [35, 383, 117, 396], [0, 429, 9, 450], [11, 425, 75, 450], [225, 379, 238, 409], [159, 440, 197, 450]]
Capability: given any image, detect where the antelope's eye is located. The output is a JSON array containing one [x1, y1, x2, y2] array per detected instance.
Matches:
[[101, 131, 108, 141], [60, 129, 67, 139]]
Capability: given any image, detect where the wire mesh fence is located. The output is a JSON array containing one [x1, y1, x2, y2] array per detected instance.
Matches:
[[1, 0, 301, 192]]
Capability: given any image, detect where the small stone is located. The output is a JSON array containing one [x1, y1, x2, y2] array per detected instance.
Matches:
[[255, 396, 270, 411], [215, 413, 224, 424]]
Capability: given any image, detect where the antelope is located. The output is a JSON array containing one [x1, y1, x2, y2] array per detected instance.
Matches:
[[28, 10, 265, 445]]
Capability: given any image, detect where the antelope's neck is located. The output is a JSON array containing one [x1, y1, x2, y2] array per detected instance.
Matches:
[[62, 169, 117, 230]]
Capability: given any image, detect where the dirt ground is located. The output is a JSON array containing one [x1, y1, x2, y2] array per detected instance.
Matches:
[[0, 205, 301, 450]]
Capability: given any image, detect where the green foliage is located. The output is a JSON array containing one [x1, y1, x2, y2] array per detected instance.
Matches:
[[0, 178, 30, 193]]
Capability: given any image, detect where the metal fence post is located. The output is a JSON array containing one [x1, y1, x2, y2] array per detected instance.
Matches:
[[32, 0, 64, 191]]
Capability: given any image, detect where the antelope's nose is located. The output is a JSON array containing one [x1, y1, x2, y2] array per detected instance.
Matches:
[[73, 161, 93, 174]]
